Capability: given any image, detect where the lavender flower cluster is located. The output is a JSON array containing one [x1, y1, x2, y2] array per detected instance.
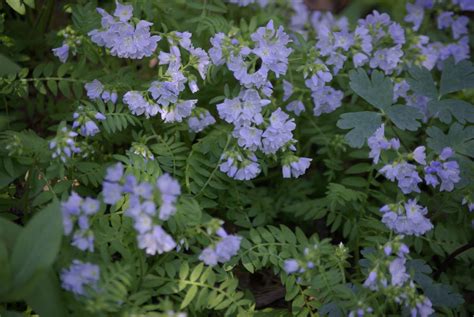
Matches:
[[88, 2, 161, 59], [61, 260, 100, 296], [85, 80, 118, 104], [61, 192, 100, 252], [102, 163, 179, 255], [49, 127, 81, 162], [369, 126, 460, 195], [362, 238, 434, 317], [72, 104, 106, 137], [123, 31, 210, 124], [380, 199, 433, 236], [199, 228, 242, 266]]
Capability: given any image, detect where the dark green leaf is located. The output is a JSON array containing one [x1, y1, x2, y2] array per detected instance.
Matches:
[[24, 269, 67, 317], [0, 54, 20, 76], [385, 105, 423, 131], [337, 111, 382, 148], [8, 201, 62, 298], [429, 99, 474, 124], [427, 123, 474, 158], [407, 66, 438, 99], [349, 69, 393, 110], [440, 58, 474, 96]]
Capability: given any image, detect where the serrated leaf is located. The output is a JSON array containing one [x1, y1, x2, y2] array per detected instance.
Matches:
[[407, 66, 438, 99], [349, 69, 393, 110], [440, 58, 474, 96], [429, 99, 474, 124], [385, 105, 423, 131], [337, 111, 382, 148]]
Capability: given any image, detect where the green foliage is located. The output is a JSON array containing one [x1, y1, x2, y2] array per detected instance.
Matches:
[[337, 111, 382, 148]]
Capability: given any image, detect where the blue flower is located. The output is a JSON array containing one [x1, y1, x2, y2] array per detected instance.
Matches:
[[283, 259, 299, 274], [282, 157, 312, 178], [199, 247, 219, 266], [389, 257, 409, 286], [380, 161, 422, 194], [380, 199, 433, 236], [52, 44, 70, 63], [219, 151, 261, 180], [367, 124, 400, 164], [412, 146, 426, 165], [105, 163, 124, 182], [61, 260, 100, 296], [85, 80, 104, 100], [217, 89, 270, 126], [404, 3, 424, 31], [123, 91, 161, 118], [88, 3, 160, 59], [187, 110, 216, 133], [160, 100, 196, 123], [286, 100, 305, 116], [137, 225, 176, 255], [233, 126, 263, 151], [261, 108, 295, 154], [103, 181, 123, 205]]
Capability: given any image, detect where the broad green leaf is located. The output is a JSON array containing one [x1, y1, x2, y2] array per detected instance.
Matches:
[[24, 269, 67, 317], [337, 111, 382, 148], [0, 217, 22, 251], [407, 66, 438, 99], [6, 0, 25, 14], [0, 54, 20, 76], [349, 69, 393, 110], [426, 123, 474, 158], [8, 201, 62, 298], [428, 99, 474, 124], [385, 105, 423, 131], [440, 58, 474, 96]]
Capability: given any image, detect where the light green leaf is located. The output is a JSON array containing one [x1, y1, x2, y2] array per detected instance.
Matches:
[[337, 111, 382, 148], [180, 285, 198, 309], [6, 0, 25, 14], [349, 69, 393, 110]]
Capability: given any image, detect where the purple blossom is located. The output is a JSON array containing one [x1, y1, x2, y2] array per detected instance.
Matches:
[[370, 46, 403, 75], [283, 259, 299, 273], [261, 108, 295, 154], [286, 100, 305, 116], [389, 23, 405, 45], [367, 124, 400, 164], [412, 146, 426, 165], [451, 16, 469, 39], [380, 200, 433, 236], [219, 151, 261, 180], [85, 80, 104, 100], [233, 126, 263, 151], [61, 260, 100, 296], [102, 181, 123, 205], [160, 100, 196, 123], [380, 161, 422, 194], [251, 20, 292, 78], [188, 110, 216, 133], [50, 127, 81, 162], [283, 80, 293, 102], [405, 3, 424, 31], [216, 89, 270, 126], [437, 11, 454, 29], [389, 257, 409, 286], [123, 91, 161, 118], [190, 47, 210, 79], [452, 0, 474, 11], [52, 44, 70, 63], [88, 3, 161, 59], [137, 225, 176, 255], [410, 297, 434, 317], [282, 157, 312, 178]]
